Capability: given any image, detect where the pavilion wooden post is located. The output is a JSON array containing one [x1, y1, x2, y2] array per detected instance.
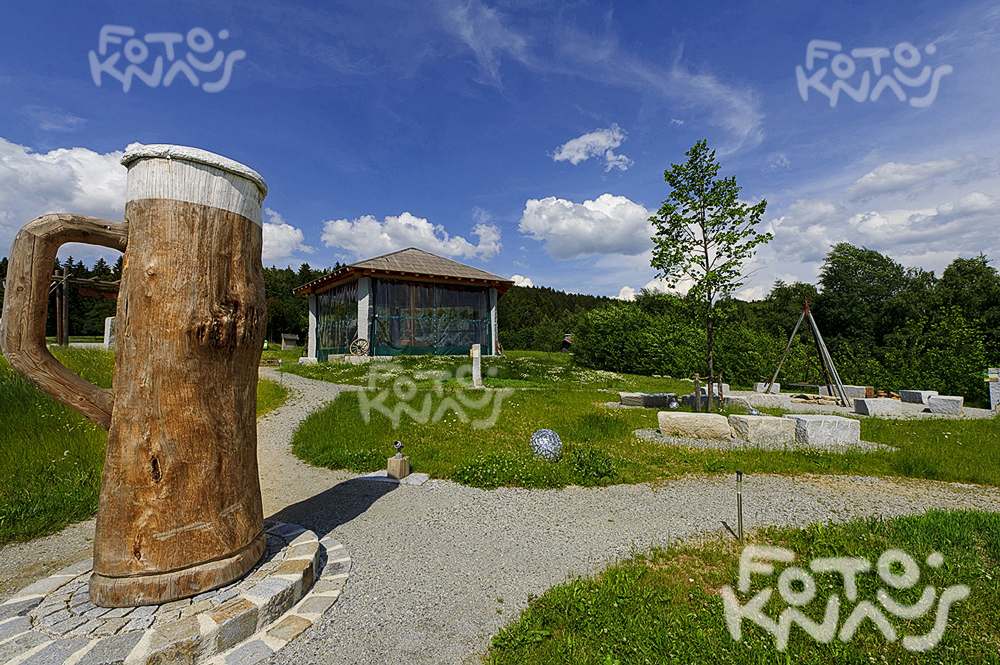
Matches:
[[0, 144, 269, 607]]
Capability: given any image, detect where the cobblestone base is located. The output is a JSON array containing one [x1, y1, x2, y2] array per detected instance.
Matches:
[[0, 522, 351, 665]]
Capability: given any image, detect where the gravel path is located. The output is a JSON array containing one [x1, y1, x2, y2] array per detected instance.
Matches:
[[3, 370, 1000, 665]]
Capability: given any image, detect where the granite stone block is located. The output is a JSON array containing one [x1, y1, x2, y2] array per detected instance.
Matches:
[[224, 639, 273, 665], [75, 631, 144, 665], [728, 415, 796, 445], [657, 412, 732, 440], [854, 398, 901, 416], [819, 384, 868, 399], [207, 598, 259, 653], [783, 414, 861, 448], [0, 632, 51, 663], [266, 615, 312, 643], [748, 393, 792, 410], [899, 390, 938, 404], [928, 395, 963, 414], [20, 637, 90, 665], [0, 615, 32, 641]]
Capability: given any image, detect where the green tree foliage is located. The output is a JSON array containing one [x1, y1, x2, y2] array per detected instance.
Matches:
[[814, 243, 909, 346], [937, 254, 1000, 362], [262, 263, 335, 343], [0, 254, 334, 344], [497, 284, 611, 351], [649, 139, 770, 402]]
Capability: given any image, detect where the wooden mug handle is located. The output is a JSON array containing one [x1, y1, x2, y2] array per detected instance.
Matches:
[[1, 214, 129, 430]]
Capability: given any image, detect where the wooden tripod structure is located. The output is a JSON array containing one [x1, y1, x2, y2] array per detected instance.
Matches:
[[765, 299, 853, 407]]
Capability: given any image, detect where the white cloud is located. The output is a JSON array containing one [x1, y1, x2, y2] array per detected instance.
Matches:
[[846, 156, 979, 198], [0, 137, 126, 252], [320, 211, 501, 260], [551, 124, 633, 172], [22, 107, 86, 132], [262, 208, 315, 262], [437, 0, 763, 153], [768, 154, 791, 170], [518, 193, 653, 259], [670, 118, 684, 126], [616, 285, 636, 300], [439, 0, 530, 87], [511, 274, 534, 287]]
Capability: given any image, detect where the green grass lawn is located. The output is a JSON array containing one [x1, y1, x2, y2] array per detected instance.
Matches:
[[0, 347, 287, 545], [282, 350, 696, 393], [485, 510, 1000, 665], [291, 376, 1000, 490]]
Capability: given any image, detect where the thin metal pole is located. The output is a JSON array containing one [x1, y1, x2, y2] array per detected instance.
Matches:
[[737, 471, 744, 542], [766, 309, 806, 393], [806, 311, 850, 407]]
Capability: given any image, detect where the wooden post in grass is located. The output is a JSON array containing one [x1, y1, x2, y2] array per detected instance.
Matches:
[[0, 144, 268, 607], [54, 269, 64, 346], [693, 374, 701, 412]]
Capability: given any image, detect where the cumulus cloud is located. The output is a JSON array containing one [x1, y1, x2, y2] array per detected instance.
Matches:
[[320, 211, 501, 260], [616, 285, 636, 300], [846, 156, 980, 198], [262, 208, 315, 262], [518, 193, 653, 259], [511, 274, 534, 287], [551, 125, 633, 172], [0, 137, 126, 251]]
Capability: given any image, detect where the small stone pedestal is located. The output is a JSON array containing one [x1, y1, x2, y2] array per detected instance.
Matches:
[[387, 456, 410, 479]]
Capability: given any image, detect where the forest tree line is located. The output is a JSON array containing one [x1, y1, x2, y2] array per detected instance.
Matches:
[[0, 257, 337, 344], [2, 243, 997, 405], [571, 243, 1000, 406]]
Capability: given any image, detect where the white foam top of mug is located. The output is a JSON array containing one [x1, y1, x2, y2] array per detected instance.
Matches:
[[121, 143, 268, 198]]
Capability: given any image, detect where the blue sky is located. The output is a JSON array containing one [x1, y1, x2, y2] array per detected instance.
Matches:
[[2, 0, 999, 300]]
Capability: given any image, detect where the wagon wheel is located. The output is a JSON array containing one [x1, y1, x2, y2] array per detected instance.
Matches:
[[495, 340, 504, 357], [350, 338, 369, 356]]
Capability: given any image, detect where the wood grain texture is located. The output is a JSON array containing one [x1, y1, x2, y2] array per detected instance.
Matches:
[[0, 214, 128, 429], [90, 532, 266, 607], [91, 199, 266, 597]]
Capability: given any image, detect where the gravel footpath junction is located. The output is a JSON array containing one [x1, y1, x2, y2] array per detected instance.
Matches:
[[2, 369, 999, 664]]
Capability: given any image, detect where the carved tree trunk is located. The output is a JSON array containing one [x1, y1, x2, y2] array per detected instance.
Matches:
[[1, 144, 269, 607]]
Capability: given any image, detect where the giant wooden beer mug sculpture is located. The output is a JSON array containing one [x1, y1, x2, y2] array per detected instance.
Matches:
[[0, 145, 268, 606]]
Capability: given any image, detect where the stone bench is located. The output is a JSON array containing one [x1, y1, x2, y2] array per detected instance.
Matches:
[[928, 395, 963, 415], [899, 390, 938, 404], [657, 412, 732, 440], [619, 392, 677, 408], [748, 393, 792, 410], [729, 415, 796, 445], [753, 382, 780, 394], [854, 398, 901, 416], [782, 414, 861, 448], [819, 385, 868, 399]]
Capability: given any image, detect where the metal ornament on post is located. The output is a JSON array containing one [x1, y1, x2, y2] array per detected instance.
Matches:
[[388, 440, 410, 479]]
